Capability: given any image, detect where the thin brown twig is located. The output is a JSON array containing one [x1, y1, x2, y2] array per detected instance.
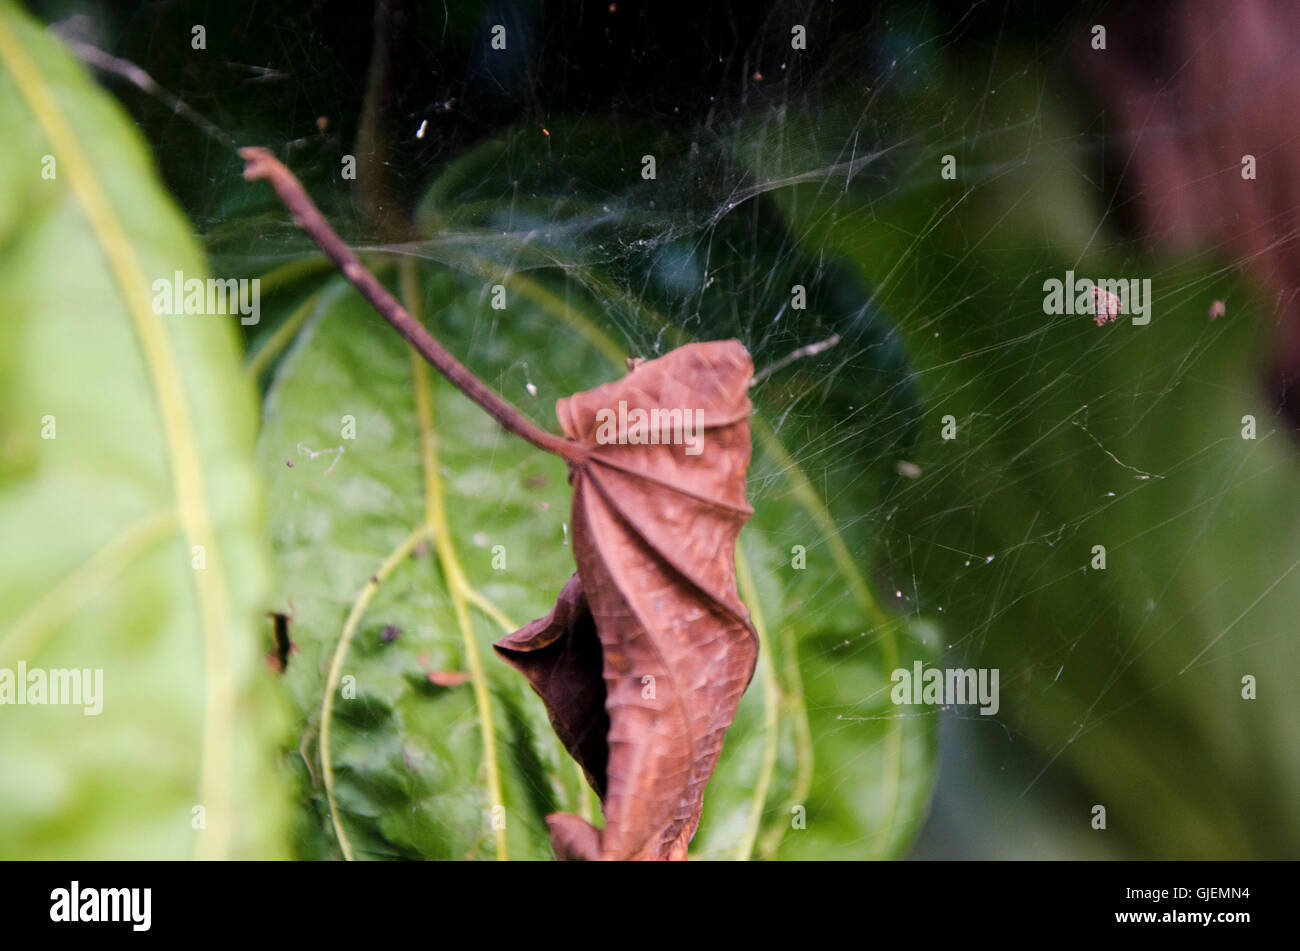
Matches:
[[239, 146, 586, 465]]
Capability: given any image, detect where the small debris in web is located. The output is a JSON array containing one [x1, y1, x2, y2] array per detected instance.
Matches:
[[428, 671, 472, 687], [750, 333, 841, 386], [1092, 286, 1122, 326], [297, 441, 344, 475]]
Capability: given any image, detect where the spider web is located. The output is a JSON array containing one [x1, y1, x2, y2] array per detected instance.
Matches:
[[44, 0, 1300, 859]]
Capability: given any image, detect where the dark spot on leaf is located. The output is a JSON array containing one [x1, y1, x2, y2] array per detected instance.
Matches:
[[266, 609, 294, 673]]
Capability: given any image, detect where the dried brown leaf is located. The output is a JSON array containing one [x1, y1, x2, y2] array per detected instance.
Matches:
[[495, 339, 757, 860]]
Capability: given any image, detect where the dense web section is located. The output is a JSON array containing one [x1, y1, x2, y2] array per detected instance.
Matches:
[[43, 0, 1300, 858]]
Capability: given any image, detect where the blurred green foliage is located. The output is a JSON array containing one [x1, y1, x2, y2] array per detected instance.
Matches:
[[0, 0, 285, 859]]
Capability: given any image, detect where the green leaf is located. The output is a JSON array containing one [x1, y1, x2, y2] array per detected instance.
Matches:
[[258, 268, 591, 859], [0, 1, 285, 859], [259, 246, 937, 858]]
